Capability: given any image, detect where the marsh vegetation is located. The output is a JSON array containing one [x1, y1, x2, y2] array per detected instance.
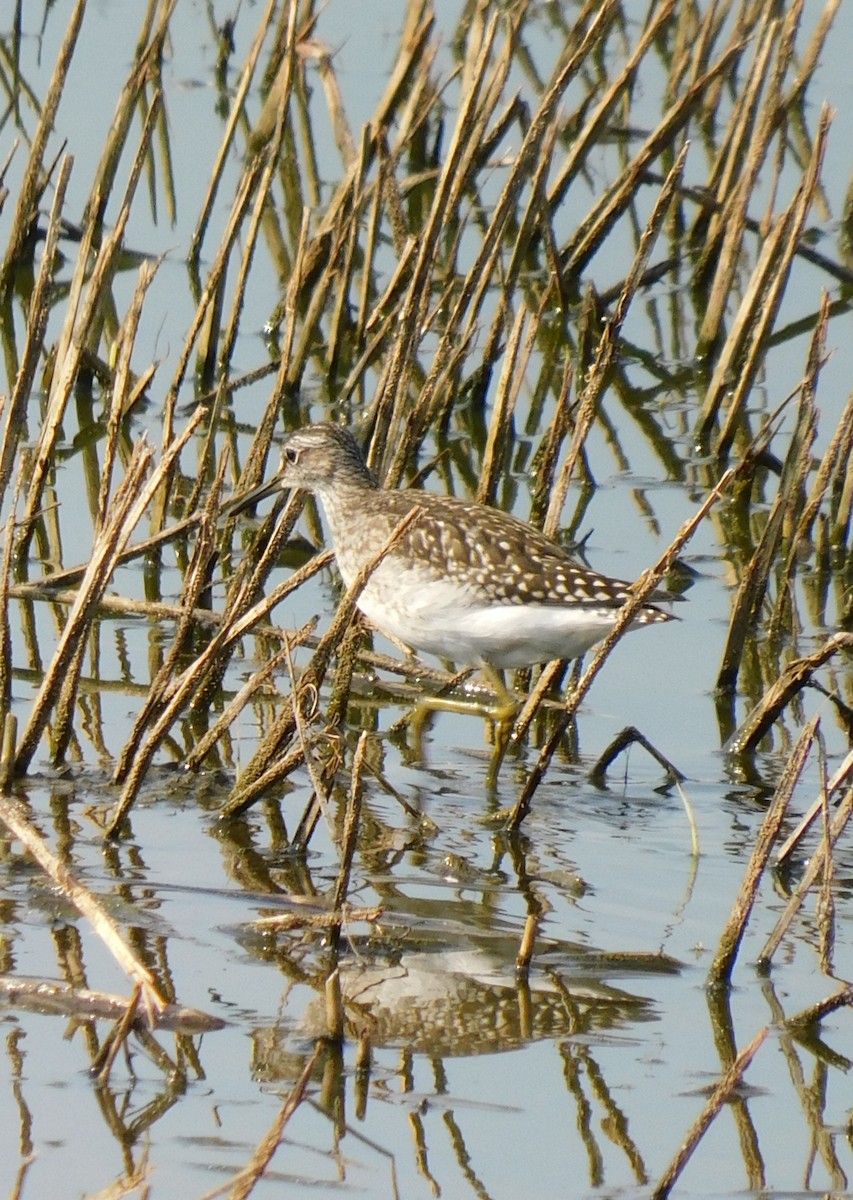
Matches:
[[0, 2, 852, 1197]]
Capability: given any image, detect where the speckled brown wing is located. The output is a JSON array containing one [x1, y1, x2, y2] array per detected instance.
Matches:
[[377, 488, 641, 610]]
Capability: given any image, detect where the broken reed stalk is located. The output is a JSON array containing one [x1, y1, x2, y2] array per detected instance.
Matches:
[[0, 794, 167, 1021], [707, 716, 818, 989], [81, 2, 176, 236], [0, 469, 24, 738], [109, 494, 332, 799], [384, 0, 621, 474], [770, 290, 834, 631], [694, 8, 793, 345], [286, 633, 335, 840], [333, 731, 368, 912], [205, 1043, 323, 1200], [725, 632, 853, 757], [92, 986, 143, 1085], [98, 256, 161, 524], [785, 984, 853, 1033], [367, 9, 507, 456], [0, 974, 223, 1033], [547, 0, 673, 211], [562, 38, 747, 276], [112, 451, 231, 778], [561, 142, 689, 490], [589, 726, 686, 788], [651, 1028, 768, 1200], [817, 752, 836, 975], [198, 6, 301, 390]]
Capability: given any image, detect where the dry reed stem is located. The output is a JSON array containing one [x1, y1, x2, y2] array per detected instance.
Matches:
[[237, 204, 312, 493], [0, 0, 85, 289], [590, 727, 686, 788], [14, 443, 152, 772], [817, 755, 836, 975], [250, 904, 382, 933], [196, 1043, 322, 1200], [776, 742, 853, 867], [652, 1027, 768, 1199], [0, 467, 25, 737], [189, 0, 278, 265], [93, 985, 144, 1086], [285, 635, 335, 841], [98, 257, 161, 525], [715, 130, 831, 456], [15, 411, 204, 775], [716, 382, 819, 696], [111, 493, 323, 744], [508, 437, 769, 825], [325, 621, 363, 731], [332, 730, 368, 920], [771, 291, 834, 627], [182, 618, 318, 771], [387, 1, 618, 474], [700, 104, 831, 449], [112, 457, 230, 781], [785, 985, 853, 1032], [536, 359, 574, 538], [0, 154, 72, 504], [725, 632, 853, 757], [707, 716, 818, 988], [206, 9, 300, 388], [368, 11, 506, 459], [547, 0, 670, 210], [759, 781, 853, 967], [0, 795, 168, 1021], [17, 90, 164, 549], [562, 40, 746, 274], [222, 503, 425, 820], [81, 1, 176, 232], [0, 975, 223, 1033], [696, 21, 782, 350], [699, 7, 774, 199], [515, 912, 539, 980], [158, 149, 270, 465], [562, 143, 689, 487], [476, 306, 531, 504], [174, 551, 335, 726]]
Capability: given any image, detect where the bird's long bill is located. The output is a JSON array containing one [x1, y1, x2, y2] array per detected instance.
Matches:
[[221, 473, 285, 518]]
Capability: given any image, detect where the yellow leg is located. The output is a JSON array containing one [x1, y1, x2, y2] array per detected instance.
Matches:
[[388, 665, 520, 773]]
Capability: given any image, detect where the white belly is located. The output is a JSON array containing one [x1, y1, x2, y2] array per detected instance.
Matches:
[[353, 565, 621, 668]]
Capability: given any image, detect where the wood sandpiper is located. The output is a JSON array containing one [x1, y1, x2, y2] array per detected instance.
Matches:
[[236, 423, 675, 702]]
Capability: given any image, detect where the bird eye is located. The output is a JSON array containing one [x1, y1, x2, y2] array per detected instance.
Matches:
[[284, 447, 299, 465]]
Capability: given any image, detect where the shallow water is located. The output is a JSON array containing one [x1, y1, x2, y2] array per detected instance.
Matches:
[[1, 4, 853, 1199]]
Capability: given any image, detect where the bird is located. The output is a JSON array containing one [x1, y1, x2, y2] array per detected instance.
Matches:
[[235, 423, 675, 696]]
